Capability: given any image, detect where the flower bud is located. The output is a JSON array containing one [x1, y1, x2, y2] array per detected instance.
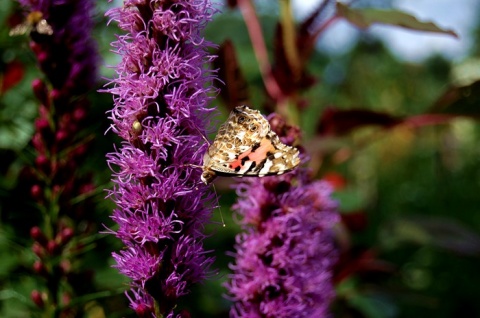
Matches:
[[55, 130, 69, 144], [60, 227, 74, 244], [31, 290, 44, 308], [73, 105, 87, 122], [36, 51, 48, 64], [35, 154, 50, 172], [30, 185, 43, 201], [29, 42, 41, 54], [30, 226, 47, 246], [33, 260, 47, 276], [62, 292, 71, 306], [47, 240, 60, 255], [32, 79, 48, 104], [35, 118, 50, 133], [135, 304, 154, 318], [32, 132, 45, 152], [32, 242, 44, 258], [59, 260, 71, 275]]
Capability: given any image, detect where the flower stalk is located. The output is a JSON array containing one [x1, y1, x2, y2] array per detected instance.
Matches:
[[15, 0, 99, 315]]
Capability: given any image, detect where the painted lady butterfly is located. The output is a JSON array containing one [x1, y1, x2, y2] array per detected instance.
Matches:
[[201, 105, 300, 184]]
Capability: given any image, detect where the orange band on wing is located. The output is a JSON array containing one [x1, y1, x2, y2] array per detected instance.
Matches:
[[229, 149, 252, 169], [229, 137, 275, 170]]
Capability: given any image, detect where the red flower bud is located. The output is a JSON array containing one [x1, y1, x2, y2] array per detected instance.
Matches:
[[29, 42, 41, 54], [30, 185, 43, 201], [135, 304, 154, 318], [35, 155, 50, 174], [32, 79, 48, 104], [55, 130, 69, 144], [32, 242, 44, 257], [31, 290, 44, 308], [30, 226, 47, 246], [33, 260, 47, 276], [32, 132, 45, 152], [59, 260, 71, 275], [50, 89, 62, 102], [60, 227, 74, 244], [62, 292, 71, 306], [73, 106, 87, 122], [35, 118, 50, 133], [47, 240, 60, 255]]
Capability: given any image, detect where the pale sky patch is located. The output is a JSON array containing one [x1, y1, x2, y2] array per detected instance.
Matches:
[[292, 0, 479, 61]]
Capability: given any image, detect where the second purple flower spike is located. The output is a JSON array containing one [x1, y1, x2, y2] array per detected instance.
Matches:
[[227, 168, 339, 317]]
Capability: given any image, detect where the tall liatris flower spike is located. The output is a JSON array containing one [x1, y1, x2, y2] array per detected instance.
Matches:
[[227, 115, 339, 317], [13, 0, 98, 315], [105, 0, 217, 316], [228, 171, 339, 317]]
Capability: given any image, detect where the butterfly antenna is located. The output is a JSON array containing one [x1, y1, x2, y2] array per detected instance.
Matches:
[[192, 124, 211, 146], [212, 183, 225, 227]]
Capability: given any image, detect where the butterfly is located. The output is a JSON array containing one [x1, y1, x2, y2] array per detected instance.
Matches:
[[201, 105, 300, 184], [9, 11, 53, 37]]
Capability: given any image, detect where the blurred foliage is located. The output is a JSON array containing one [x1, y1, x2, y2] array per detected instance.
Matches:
[[1, 1, 480, 317]]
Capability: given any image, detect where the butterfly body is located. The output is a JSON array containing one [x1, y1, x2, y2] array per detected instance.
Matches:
[[201, 105, 300, 184]]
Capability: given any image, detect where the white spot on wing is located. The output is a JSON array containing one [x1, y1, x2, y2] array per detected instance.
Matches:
[[259, 160, 273, 176], [239, 161, 253, 174], [236, 131, 246, 140]]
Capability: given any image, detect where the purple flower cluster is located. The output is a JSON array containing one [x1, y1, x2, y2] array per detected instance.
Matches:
[[227, 169, 339, 317], [105, 0, 217, 315]]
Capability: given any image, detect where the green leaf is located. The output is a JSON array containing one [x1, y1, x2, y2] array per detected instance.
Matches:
[[336, 2, 458, 38], [380, 216, 480, 256], [348, 292, 398, 318], [430, 79, 480, 116], [333, 187, 369, 212]]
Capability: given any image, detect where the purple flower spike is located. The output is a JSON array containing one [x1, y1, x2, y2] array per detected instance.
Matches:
[[18, 0, 98, 96], [227, 169, 339, 318], [105, 0, 217, 315]]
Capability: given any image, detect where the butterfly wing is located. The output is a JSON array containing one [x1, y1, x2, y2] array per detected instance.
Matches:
[[203, 106, 299, 181]]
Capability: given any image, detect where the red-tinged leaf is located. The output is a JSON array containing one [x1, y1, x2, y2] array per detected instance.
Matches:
[[272, 22, 316, 96], [272, 22, 295, 95], [213, 40, 250, 111], [429, 80, 480, 116], [403, 114, 457, 127], [341, 211, 368, 232], [297, 0, 334, 60], [334, 249, 395, 284], [317, 107, 402, 136], [226, 0, 238, 9], [1, 60, 25, 93], [336, 2, 458, 38]]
